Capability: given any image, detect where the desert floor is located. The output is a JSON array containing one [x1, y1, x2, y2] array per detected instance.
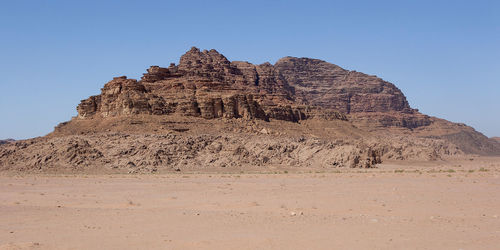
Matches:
[[1, 158, 500, 250]]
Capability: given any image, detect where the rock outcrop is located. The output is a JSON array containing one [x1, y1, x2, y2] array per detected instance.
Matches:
[[1, 46, 499, 174], [274, 57, 413, 114], [77, 47, 415, 125], [4, 132, 461, 173], [0, 139, 15, 145], [72, 47, 500, 156]]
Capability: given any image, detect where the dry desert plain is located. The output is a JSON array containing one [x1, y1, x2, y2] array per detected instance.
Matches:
[[1, 157, 500, 250]]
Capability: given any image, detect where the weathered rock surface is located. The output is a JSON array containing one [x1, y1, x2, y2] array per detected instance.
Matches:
[[1, 46, 499, 174], [274, 57, 413, 114], [1, 132, 462, 173], [77, 47, 414, 124], [0, 139, 15, 145]]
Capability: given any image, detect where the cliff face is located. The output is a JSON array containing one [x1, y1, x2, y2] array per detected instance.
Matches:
[[70, 47, 499, 156], [77, 47, 411, 124], [274, 57, 413, 114], [2, 47, 499, 174]]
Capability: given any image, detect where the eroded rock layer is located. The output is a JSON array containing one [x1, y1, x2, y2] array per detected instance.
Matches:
[[77, 47, 414, 124], [64, 47, 500, 158], [1, 47, 499, 174], [274, 57, 413, 114]]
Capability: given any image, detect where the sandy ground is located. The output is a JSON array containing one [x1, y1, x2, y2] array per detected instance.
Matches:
[[1, 159, 500, 249]]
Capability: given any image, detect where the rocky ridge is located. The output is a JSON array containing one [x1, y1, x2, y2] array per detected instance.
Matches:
[[1, 47, 499, 173], [0, 139, 15, 145], [77, 47, 412, 124], [0, 130, 462, 174]]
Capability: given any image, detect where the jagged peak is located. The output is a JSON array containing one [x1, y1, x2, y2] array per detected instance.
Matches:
[[258, 62, 273, 67], [188, 46, 200, 52], [77, 47, 416, 122], [275, 56, 344, 70], [181, 47, 224, 59], [179, 47, 230, 67]]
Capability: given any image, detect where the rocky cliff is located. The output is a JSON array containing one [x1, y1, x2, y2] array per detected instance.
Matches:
[[77, 47, 414, 124], [70, 47, 500, 155], [274, 57, 413, 114], [1, 47, 499, 174]]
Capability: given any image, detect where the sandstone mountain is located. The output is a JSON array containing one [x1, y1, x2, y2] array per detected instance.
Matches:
[[76, 47, 415, 124], [1, 47, 499, 173]]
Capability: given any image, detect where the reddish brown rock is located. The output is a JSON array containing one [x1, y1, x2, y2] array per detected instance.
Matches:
[[349, 112, 431, 129], [274, 57, 413, 114], [70, 46, 500, 157], [77, 76, 160, 118], [76, 47, 415, 125], [3, 46, 500, 175]]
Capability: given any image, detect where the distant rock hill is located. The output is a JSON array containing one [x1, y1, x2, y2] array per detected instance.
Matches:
[[1, 47, 499, 173], [0, 139, 15, 145]]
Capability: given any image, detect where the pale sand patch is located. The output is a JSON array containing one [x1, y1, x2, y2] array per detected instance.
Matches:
[[1, 161, 499, 249]]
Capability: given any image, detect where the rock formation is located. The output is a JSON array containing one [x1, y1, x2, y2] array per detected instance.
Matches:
[[1, 46, 499, 173], [274, 57, 413, 114], [0, 139, 15, 145], [77, 47, 415, 124]]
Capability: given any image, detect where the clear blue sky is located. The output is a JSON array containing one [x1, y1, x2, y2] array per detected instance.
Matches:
[[0, 0, 498, 139]]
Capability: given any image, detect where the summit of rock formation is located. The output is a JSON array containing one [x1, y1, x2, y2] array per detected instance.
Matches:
[[1, 47, 499, 173], [75, 47, 420, 125], [274, 57, 413, 114]]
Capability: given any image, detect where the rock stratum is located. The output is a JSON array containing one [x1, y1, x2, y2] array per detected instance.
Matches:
[[76, 47, 411, 123], [1, 47, 499, 173]]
